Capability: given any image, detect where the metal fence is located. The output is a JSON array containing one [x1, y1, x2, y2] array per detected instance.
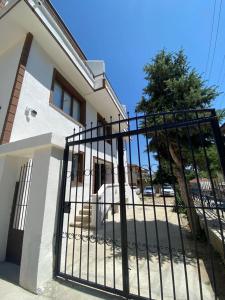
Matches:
[[191, 179, 225, 219], [56, 109, 225, 300], [12, 160, 33, 231]]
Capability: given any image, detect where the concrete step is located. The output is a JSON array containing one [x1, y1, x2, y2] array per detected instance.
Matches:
[[76, 215, 91, 222], [79, 209, 92, 216], [71, 222, 95, 229], [83, 203, 92, 209], [70, 217, 93, 229]]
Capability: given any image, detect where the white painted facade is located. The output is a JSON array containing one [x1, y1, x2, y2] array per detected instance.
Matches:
[[0, 0, 131, 295], [0, 0, 127, 143], [0, 1, 128, 205], [10, 40, 101, 141]]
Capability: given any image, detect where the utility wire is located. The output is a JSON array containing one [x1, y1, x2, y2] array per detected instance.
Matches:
[[208, 0, 223, 80], [217, 54, 225, 84], [205, 0, 217, 77], [220, 68, 225, 86]]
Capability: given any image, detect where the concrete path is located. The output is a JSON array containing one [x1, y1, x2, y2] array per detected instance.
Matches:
[[1, 197, 225, 300], [0, 263, 122, 300], [61, 196, 225, 300]]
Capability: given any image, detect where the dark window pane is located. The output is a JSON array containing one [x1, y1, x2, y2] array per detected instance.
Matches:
[[72, 153, 84, 184], [97, 120, 104, 136], [63, 91, 71, 115], [72, 98, 81, 121], [53, 81, 62, 108]]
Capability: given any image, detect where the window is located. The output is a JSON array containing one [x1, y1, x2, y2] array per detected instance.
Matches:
[[53, 82, 62, 108], [51, 70, 85, 125], [97, 117, 104, 137], [93, 158, 114, 193], [72, 98, 81, 121], [62, 91, 71, 115], [97, 114, 112, 144], [71, 153, 84, 185]]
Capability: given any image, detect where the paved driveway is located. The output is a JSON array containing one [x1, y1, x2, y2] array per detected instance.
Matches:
[[60, 196, 225, 299], [1, 196, 225, 300]]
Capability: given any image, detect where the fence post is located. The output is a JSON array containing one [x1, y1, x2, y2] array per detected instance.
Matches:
[[55, 143, 69, 276], [117, 137, 129, 297], [19, 146, 64, 293], [211, 110, 225, 180]]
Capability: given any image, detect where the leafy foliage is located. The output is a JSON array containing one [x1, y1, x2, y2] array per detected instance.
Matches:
[[152, 161, 177, 185], [136, 49, 220, 172], [136, 50, 222, 233], [136, 50, 219, 114]]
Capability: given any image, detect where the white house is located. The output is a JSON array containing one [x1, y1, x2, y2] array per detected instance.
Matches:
[[0, 1, 127, 142], [0, 0, 129, 214], [0, 0, 135, 294]]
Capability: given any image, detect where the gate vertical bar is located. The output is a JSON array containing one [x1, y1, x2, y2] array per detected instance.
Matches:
[[209, 110, 225, 259], [211, 110, 225, 180], [55, 142, 69, 276], [117, 136, 129, 297]]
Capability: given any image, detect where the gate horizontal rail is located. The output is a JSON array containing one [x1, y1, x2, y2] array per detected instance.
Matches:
[[67, 115, 215, 146], [66, 108, 215, 140]]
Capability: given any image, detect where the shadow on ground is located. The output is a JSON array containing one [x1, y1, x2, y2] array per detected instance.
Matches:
[[91, 216, 225, 299], [0, 262, 20, 286], [55, 277, 124, 300]]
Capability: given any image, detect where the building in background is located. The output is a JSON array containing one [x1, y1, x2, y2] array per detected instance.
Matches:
[[128, 164, 150, 188]]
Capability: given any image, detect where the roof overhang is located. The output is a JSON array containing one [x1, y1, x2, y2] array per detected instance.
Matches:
[[0, 0, 127, 121]]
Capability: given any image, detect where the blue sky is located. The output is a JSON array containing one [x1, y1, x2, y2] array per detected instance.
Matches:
[[51, 0, 225, 115]]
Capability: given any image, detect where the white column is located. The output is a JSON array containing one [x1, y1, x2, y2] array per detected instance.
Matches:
[[19, 146, 63, 293], [0, 156, 19, 261]]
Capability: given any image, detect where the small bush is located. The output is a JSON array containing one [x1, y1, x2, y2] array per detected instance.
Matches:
[[173, 189, 187, 215]]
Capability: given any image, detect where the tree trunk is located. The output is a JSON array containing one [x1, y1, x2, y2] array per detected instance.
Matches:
[[169, 144, 201, 237]]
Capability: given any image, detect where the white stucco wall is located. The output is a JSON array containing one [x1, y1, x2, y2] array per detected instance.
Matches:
[[20, 146, 64, 293], [11, 39, 82, 141], [10, 39, 121, 150], [10, 39, 120, 195], [0, 39, 24, 136]]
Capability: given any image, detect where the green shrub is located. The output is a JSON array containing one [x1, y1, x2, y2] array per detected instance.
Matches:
[[173, 188, 187, 215]]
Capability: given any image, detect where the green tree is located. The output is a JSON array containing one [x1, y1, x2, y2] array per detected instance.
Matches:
[[152, 160, 177, 185], [136, 50, 219, 236]]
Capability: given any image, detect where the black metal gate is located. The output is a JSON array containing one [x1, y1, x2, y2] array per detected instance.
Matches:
[[56, 109, 225, 300], [6, 160, 33, 265]]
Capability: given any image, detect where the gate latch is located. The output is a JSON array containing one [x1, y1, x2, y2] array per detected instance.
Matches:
[[63, 202, 71, 214]]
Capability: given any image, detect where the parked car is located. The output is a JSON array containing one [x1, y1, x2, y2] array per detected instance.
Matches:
[[143, 186, 155, 196], [160, 184, 175, 196]]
